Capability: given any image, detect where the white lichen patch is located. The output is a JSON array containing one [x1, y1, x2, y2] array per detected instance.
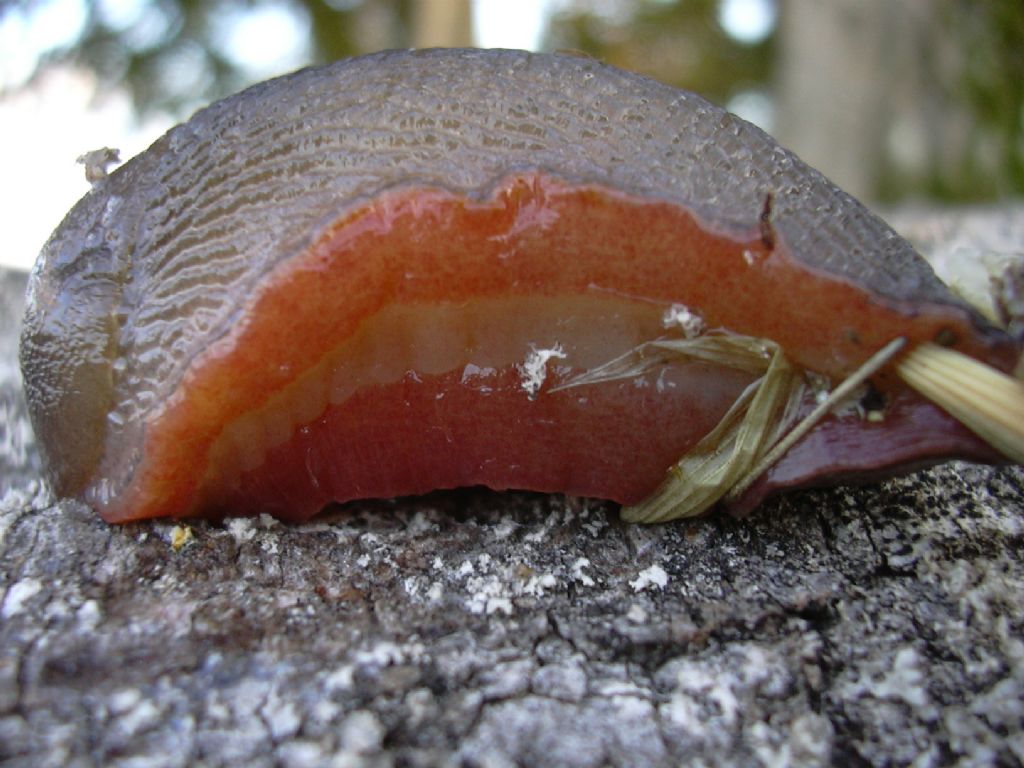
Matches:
[[521, 572, 557, 597], [73, 599, 102, 631], [226, 518, 257, 544], [626, 603, 649, 624], [531, 661, 588, 703], [662, 303, 706, 338], [109, 697, 162, 741], [660, 644, 794, 738], [354, 640, 423, 669], [339, 710, 385, 754], [517, 344, 566, 398], [107, 687, 143, 715], [425, 581, 444, 603], [630, 565, 669, 592], [571, 558, 595, 587], [403, 576, 422, 598], [491, 518, 519, 541], [465, 575, 514, 615], [842, 646, 937, 721], [260, 690, 302, 741], [1, 578, 42, 618]]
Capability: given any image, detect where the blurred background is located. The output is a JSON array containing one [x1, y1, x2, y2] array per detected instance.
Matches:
[[0, 0, 1022, 271]]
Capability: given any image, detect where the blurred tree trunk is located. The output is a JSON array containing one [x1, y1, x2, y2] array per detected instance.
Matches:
[[774, 0, 981, 202], [412, 0, 474, 48], [350, 0, 409, 52], [774, 0, 896, 199]]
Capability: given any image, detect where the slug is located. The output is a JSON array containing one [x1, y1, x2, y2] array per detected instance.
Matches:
[[19, 48, 1024, 524]]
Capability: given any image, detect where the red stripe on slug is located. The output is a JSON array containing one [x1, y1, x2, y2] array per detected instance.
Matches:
[[96, 174, 1015, 522]]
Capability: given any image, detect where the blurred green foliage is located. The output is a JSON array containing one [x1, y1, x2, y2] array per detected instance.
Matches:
[[942, 0, 1024, 200], [7, 0, 413, 116], [545, 0, 772, 109], [4, 0, 1022, 201]]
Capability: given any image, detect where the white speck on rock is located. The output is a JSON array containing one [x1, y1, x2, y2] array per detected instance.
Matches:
[[788, 713, 834, 766], [613, 694, 656, 721], [662, 690, 703, 733], [355, 641, 410, 668], [261, 692, 302, 741], [323, 665, 354, 692], [571, 558, 595, 587], [875, 647, 934, 714], [492, 518, 518, 540], [521, 572, 557, 597], [111, 698, 161, 739], [404, 576, 421, 598], [76, 599, 101, 629], [479, 660, 533, 701], [626, 604, 649, 624], [631, 565, 668, 592], [339, 710, 384, 754], [2, 578, 41, 618], [485, 597, 514, 616], [517, 344, 566, 398], [842, 645, 938, 723], [226, 518, 256, 544], [532, 662, 588, 702], [466, 575, 514, 615], [108, 688, 142, 715], [310, 698, 340, 725], [276, 740, 326, 768]]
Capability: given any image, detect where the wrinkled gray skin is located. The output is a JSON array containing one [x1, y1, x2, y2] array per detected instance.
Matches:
[[19, 48, 972, 504]]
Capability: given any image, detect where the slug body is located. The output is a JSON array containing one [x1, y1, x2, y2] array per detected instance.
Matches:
[[20, 49, 1019, 523]]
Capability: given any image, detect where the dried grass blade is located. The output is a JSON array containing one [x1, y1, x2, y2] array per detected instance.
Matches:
[[896, 342, 1024, 464], [623, 345, 798, 523]]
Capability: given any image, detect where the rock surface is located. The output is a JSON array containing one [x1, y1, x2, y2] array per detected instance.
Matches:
[[2, 207, 1023, 766]]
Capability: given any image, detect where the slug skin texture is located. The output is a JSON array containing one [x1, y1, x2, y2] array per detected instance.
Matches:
[[19, 49, 1020, 523]]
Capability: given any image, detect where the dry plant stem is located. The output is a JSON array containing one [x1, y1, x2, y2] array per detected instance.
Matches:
[[896, 342, 1024, 464], [549, 334, 774, 393], [558, 331, 1022, 523], [722, 336, 909, 507], [622, 344, 799, 523]]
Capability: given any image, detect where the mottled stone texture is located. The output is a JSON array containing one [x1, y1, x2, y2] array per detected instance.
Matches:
[[2, 203, 1024, 767]]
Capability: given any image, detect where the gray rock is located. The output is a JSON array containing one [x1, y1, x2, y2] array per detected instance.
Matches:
[[2, 206, 1023, 767]]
